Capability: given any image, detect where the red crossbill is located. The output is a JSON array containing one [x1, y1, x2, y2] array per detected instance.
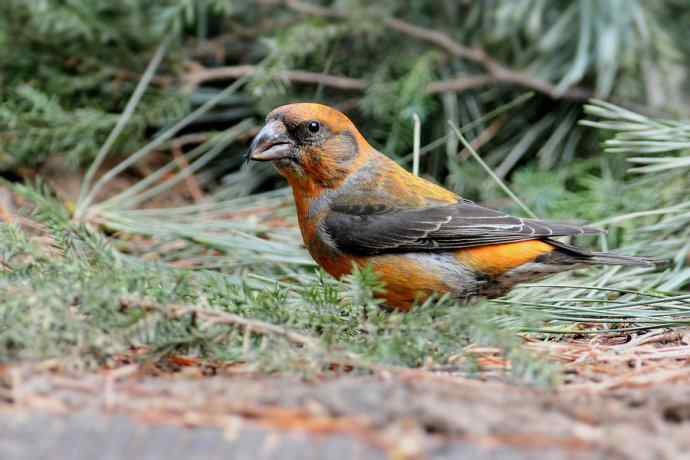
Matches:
[[249, 103, 659, 310]]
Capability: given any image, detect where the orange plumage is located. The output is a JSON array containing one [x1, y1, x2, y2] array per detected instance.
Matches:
[[249, 103, 658, 310]]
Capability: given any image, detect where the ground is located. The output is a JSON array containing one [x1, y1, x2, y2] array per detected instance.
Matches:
[[3, 330, 690, 460]]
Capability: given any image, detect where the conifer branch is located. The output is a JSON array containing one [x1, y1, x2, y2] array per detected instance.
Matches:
[[185, 64, 499, 96], [120, 296, 321, 349], [184, 64, 367, 90], [285, 0, 593, 101]]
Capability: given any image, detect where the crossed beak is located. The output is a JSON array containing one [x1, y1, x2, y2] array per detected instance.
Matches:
[[248, 120, 294, 161]]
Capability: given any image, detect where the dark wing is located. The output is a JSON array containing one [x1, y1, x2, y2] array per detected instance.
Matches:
[[323, 200, 604, 255]]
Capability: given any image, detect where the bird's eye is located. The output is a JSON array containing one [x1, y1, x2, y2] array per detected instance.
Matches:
[[307, 121, 320, 133]]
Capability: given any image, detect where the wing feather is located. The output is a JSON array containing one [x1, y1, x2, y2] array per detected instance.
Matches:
[[324, 200, 604, 255]]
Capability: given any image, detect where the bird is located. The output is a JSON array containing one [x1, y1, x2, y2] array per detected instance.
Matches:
[[248, 103, 660, 311]]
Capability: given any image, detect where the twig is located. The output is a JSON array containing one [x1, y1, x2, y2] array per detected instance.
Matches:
[[184, 64, 367, 91], [285, 0, 593, 102], [172, 145, 205, 203], [116, 69, 174, 87], [382, 17, 486, 62], [168, 133, 212, 149], [117, 296, 420, 376], [565, 366, 690, 393], [426, 75, 494, 94], [119, 296, 320, 349], [184, 63, 493, 96], [615, 330, 686, 350], [0, 186, 15, 223], [390, 17, 590, 101], [457, 118, 504, 161]]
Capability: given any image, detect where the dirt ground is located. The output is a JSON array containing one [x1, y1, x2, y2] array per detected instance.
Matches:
[[3, 331, 690, 460]]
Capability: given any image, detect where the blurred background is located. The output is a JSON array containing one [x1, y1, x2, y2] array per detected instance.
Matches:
[[2, 0, 689, 204]]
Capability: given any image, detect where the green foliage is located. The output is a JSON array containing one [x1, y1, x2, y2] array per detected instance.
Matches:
[[497, 101, 690, 333], [581, 100, 690, 172], [0, 0, 195, 168], [487, 0, 679, 97], [3, 1, 690, 189], [0, 192, 542, 379]]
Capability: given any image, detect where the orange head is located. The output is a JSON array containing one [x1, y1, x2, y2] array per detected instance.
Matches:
[[248, 103, 371, 188]]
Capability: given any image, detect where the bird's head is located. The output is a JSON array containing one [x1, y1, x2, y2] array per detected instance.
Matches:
[[248, 103, 370, 188]]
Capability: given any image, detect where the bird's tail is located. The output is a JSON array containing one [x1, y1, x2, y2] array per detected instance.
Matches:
[[583, 252, 668, 267], [546, 239, 669, 268]]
